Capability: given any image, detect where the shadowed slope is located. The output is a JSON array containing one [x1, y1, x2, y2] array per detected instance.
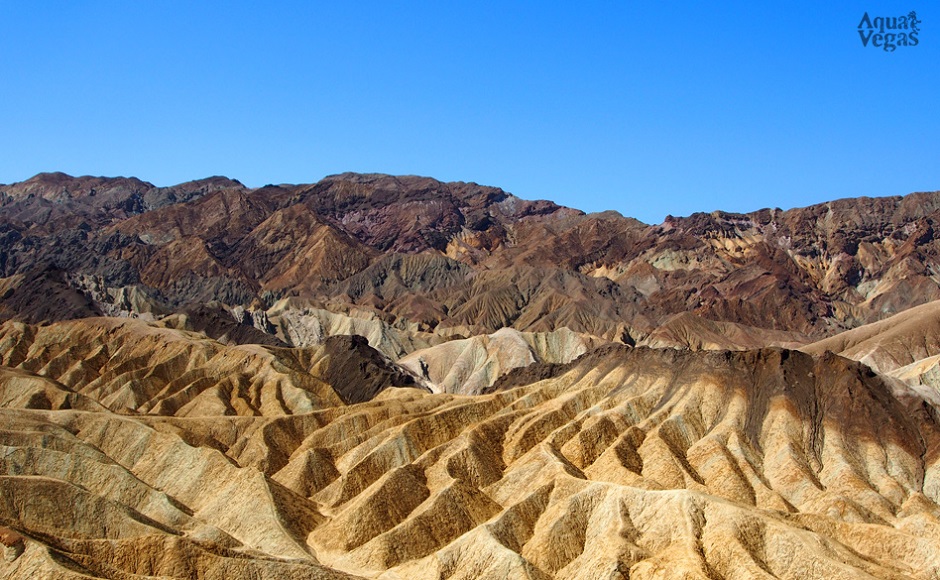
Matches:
[[0, 318, 420, 416], [5, 172, 940, 341], [2, 334, 940, 578]]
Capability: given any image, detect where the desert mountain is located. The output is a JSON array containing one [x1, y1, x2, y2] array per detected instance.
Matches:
[[3, 327, 940, 578], [3, 172, 940, 343], [0, 317, 420, 416], [5, 172, 940, 578]]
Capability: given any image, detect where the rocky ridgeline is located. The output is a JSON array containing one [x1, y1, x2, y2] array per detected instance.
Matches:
[[2, 172, 940, 342], [4, 172, 940, 578]]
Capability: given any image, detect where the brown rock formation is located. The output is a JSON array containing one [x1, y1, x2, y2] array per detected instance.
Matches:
[[0, 526, 25, 563], [5, 172, 940, 578], [2, 320, 940, 578], [4, 172, 940, 341]]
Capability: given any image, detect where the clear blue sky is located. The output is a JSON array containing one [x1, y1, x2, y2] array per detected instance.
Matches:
[[1, 1, 936, 223]]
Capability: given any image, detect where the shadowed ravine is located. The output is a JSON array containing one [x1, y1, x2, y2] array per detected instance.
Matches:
[[2, 318, 940, 578]]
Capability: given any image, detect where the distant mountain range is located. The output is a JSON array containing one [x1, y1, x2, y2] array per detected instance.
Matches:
[[3, 171, 940, 341], [4, 172, 940, 579]]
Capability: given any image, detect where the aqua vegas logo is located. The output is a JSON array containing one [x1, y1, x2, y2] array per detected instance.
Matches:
[[858, 11, 921, 51]]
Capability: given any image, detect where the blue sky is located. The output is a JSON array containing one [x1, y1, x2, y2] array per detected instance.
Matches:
[[1, 1, 936, 223]]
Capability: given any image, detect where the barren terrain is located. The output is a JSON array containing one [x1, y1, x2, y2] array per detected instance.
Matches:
[[3, 173, 940, 578]]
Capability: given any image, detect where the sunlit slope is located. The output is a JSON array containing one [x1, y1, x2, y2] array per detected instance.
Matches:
[[2, 333, 940, 578]]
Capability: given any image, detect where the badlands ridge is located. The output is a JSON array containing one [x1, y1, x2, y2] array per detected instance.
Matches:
[[2, 173, 940, 578]]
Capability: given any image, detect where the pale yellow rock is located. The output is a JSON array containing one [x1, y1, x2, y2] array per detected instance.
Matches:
[[399, 327, 603, 394], [2, 319, 940, 578]]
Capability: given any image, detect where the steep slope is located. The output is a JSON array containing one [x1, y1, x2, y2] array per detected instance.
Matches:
[[3, 342, 940, 578], [160, 303, 290, 347], [0, 318, 420, 416], [641, 312, 810, 351], [261, 298, 448, 358], [802, 299, 940, 393], [0, 267, 102, 324], [4, 171, 940, 341], [802, 299, 940, 373], [398, 327, 606, 394]]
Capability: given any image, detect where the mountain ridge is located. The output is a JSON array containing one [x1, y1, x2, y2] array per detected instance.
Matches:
[[3, 329, 940, 578], [5, 171, 940, 578], [3, 172, 940, 342]]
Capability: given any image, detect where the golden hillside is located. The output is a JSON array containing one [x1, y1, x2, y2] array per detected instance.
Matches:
[[2, 318, 940, 579]]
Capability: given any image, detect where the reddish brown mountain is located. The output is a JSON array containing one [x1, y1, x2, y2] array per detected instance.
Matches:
[[2, 172, 940, 343], [4, 172, 940, 579]]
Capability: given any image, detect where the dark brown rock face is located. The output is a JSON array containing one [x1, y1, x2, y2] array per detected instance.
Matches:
[[2, 171, 940, 342], [319, 334, 419, 403]]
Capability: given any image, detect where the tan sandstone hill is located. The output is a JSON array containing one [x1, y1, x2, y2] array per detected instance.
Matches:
[[802, 299, 940, 372], [398, 327, 606, 395], [0, 318, 419, 416], [3, 322, 940, 579], [640, 311, 810, 351]]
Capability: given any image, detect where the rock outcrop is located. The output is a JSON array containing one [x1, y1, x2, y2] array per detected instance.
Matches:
[[399, 327, 605, 394]]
